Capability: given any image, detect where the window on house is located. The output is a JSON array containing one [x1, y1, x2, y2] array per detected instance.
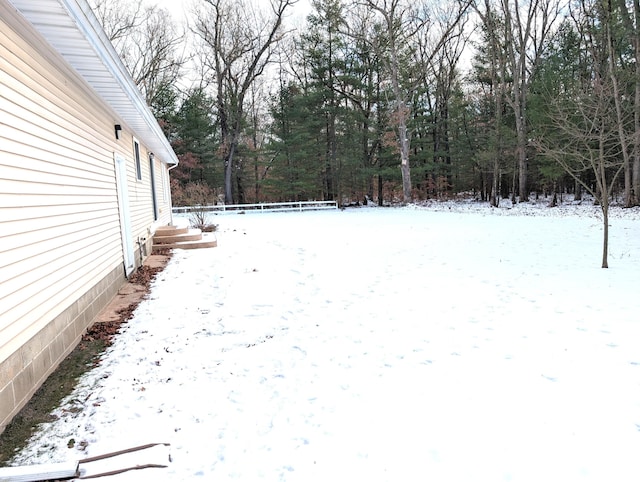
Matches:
[[149, 153, 159, 221], [133, 139, 142, 180]]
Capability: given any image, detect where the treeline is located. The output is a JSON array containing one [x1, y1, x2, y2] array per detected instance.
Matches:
[[92, 0, 640, 208]]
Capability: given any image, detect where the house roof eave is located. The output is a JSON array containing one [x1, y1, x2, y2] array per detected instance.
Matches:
[[8, 0, 179, 167]]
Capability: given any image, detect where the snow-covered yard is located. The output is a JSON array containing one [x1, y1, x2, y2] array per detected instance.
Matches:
[[9, 201, 640, 481]]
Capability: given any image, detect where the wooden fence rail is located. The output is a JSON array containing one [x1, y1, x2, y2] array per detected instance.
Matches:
[[173, 200, 338, 215]]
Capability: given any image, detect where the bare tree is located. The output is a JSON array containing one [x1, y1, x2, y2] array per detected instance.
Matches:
[[364, 0, 417, 203], [497, 0, 561, 202], [125, 8, 187, 106], [419, 4, 472, 197], [89, 0, 187, 105], [473, 0, 509, 206], [193, 0, 297, 204], [363, 0, 471, 204], [90, 0, 144, 43], [535, 23, 625, 269]]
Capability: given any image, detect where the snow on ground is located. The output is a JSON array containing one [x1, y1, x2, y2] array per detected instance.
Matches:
[[9, 200, 640, 481]]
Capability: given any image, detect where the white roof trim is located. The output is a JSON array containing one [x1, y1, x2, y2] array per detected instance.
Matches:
[[8, 0, 178, 166]]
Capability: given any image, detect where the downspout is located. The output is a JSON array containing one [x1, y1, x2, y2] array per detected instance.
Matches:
[[168, 162, 178, 226]]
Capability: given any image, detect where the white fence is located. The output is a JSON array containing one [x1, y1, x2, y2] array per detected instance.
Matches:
[[173, 200, 338, 215]]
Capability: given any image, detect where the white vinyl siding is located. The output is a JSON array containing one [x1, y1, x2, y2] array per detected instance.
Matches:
[[0, 15, 124, 361], [0, 0, 179, 433], [0, 3, 175, 366], [111, 133, 172, 231]]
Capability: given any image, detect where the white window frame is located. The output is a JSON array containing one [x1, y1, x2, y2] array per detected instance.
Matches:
[[133, 138, 142, 181]]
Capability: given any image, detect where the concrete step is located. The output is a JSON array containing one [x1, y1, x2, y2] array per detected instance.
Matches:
[[154, 228, 203, 244], [154, 225, 189, 237], [152, 233, 217, 251]]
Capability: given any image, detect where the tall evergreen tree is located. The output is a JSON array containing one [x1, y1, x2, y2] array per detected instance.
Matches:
[[267, 80, 326, 200], [297, 0, 349, 201], [172, 88, 219, 189]]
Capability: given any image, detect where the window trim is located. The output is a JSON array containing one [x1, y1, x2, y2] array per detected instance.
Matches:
[[149, 153, 159, 221], [133, 138, 142, 181]]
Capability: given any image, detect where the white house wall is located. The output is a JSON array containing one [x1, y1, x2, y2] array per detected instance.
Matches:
[[0, 2, 174, 433]]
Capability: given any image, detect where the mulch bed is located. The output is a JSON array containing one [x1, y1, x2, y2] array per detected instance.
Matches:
[[81, 262, 170, 346]]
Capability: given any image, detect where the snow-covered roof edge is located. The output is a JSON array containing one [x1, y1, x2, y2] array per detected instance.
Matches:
[[8, 0, 179, 166]]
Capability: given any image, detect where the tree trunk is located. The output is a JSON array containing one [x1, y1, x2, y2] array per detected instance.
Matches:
[[224, 142, 236, 204], [634, 150, 640, 205], [511, 158, 517, 203], [575, 180, 583, 201], [490, 161, 499, 207], [634, 0, 640, 205], [491, 77, 503, 208], [605, 6, 633, 207], [599, 117, 609, 268], [399, 118, 412, 203], [601, 199, 609, 268], [236, 166, 245, 204], [516, 120, 528, 201], [368, 0, 414, 204]]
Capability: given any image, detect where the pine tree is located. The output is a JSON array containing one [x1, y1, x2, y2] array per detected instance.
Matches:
[[172, 88, 220, 191], [266, 81, 326, 200]]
